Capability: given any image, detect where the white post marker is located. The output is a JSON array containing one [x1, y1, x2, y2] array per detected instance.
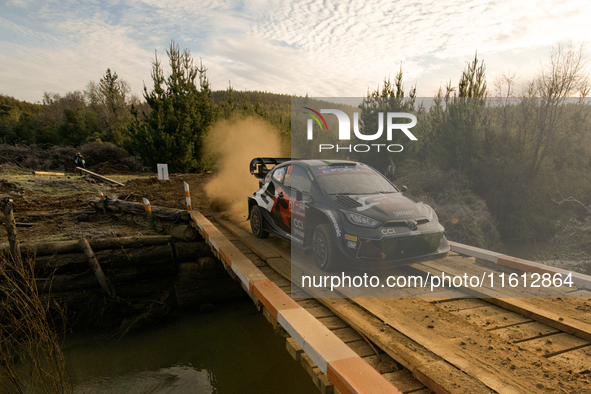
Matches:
[[184, 181, 192, 211], [157, 163, 169, 180]]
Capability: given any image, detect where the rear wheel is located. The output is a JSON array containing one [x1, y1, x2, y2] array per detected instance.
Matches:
[[250, 205, 270, 239], [312, 224, 340, 271]]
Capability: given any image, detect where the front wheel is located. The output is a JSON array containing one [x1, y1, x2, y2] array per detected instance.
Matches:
[[250, 205, 270, 239], [312, 224, 340, 271]]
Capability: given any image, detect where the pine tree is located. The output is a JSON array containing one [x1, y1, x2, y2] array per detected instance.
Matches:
[[358, 66, 416, 171], [128, 40, 216, 172]]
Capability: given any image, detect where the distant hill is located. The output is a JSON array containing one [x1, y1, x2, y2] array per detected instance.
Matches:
[[212, 89, 293, 112], [0, 94, 43, 115]]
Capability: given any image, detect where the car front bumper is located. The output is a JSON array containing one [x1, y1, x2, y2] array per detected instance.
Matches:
[[336, 232, 450, 270]]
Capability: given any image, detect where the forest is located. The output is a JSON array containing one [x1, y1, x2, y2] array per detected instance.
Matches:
[[1, 41, 590, 250]]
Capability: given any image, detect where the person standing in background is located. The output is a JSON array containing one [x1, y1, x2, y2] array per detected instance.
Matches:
[[75, 152, 86, 169], [386, 158, 396, 183]]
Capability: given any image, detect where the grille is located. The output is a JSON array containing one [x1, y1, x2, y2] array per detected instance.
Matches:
[[383, 219, 431, 228], [357, 234, 442, 260]]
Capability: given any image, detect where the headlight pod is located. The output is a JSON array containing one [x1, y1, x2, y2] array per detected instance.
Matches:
[[342, 210, 382, 228]]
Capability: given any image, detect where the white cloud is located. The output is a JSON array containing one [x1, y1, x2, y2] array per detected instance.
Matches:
[[0, 0, 590, 102]]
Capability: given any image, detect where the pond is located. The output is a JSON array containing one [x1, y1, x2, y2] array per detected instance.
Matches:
[[64, 297, 318, 394]]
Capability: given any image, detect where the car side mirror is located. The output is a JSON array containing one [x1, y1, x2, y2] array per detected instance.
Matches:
[[296, 190, 303, 201], [401, 185, 407, 193]]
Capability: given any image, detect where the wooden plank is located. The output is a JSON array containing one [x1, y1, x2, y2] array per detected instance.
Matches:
[[241, 252, 267, 267], [286, 337, 304, 361], [448, 241, 502, 263], [301, 353, 318, 378], [312, 370, 334, 394], [331, 328, 363, 344], [297, 299, 324, 308], [548, 345, 591, 373], [306, 306, 336, 319], [517, 333, 589, 356], [347, 340, 379, 358], [414, 260, 591, 343], [33, 171, 65, 176], [79, 238, 115, 298], [564, 290, 591, 299], [422, 288, 469, 302], [214, 217, 279, 260], [327, 357, 402, 394], [490, 321, 561, 343], [381, 370, 425, 393], [257, 266, 291, 286], [361, 353, 398, 374], [317, 298, 493, 394], [435, 298, 490, 311], [352, 297, 584, 394], [411, 389, 433, 394], [318, 316, 349, 330], [266, 257, 292, 280], [449, 304, 532, 329], [76, 166, 124, 186]]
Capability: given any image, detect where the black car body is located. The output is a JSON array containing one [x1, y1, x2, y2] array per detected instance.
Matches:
[[247, 158, 449, 270]]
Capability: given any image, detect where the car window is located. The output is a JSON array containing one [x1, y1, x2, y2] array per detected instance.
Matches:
[[272, 166, 286, 183], [284, 165, 313, 193], [314, 166, 396, 194]]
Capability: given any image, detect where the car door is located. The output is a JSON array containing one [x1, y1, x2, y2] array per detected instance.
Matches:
[[268, 165, 291, 233], [283, 164, 314, 245]]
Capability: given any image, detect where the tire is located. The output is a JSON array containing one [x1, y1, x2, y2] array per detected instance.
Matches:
[[250, 205, 270, 239], [312, 224, 340, 271]]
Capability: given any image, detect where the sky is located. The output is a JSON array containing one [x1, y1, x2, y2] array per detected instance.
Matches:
[[1, 0, 590, 103]]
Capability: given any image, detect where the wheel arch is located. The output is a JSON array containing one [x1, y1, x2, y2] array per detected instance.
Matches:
[[247, 196, 257, 219], [303, 206, 331, 246]]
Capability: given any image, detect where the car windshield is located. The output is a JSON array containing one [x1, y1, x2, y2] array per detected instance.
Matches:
[[314, 166, 397, 195]]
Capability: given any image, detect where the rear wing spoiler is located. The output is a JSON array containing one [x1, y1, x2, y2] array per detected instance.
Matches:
[[249, 157, 292, 179]]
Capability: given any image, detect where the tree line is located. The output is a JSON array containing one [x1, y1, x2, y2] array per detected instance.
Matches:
[[1, 41, 589, 244], [355, 45, 590, 244], [0, 40, 292, 173]]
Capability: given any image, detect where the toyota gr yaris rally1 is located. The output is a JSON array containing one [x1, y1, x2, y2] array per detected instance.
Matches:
[[247, 158, 449, 271]]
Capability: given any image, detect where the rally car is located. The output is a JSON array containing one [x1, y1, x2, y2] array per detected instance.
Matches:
[[247, 158, 449, 271]]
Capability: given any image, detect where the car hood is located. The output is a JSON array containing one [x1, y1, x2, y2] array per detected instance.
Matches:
[[331, 193, 432, 222]]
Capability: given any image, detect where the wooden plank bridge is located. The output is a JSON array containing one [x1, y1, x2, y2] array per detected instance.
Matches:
[[188, 210, 591, 394]]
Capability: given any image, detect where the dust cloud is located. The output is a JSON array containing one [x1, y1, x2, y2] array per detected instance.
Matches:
[[204, 117, 286, 221]]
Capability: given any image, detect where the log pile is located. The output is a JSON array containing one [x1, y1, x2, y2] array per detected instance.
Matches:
[[88, 197, 191, 223], [0, 224, 245, 332]]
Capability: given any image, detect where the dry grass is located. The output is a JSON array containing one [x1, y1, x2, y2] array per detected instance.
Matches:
[[0, 255, 71, 394]]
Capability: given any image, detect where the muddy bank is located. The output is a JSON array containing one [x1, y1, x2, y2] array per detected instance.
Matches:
[[0, 169, 243, 334]]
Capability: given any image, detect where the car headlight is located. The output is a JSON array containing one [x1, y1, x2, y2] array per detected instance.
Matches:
[[343, 211, 382, 228]]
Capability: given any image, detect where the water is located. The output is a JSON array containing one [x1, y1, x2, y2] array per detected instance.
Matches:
[[64, 298, 318, 394]]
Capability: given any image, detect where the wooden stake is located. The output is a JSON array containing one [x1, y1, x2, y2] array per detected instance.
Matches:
[[183, 181, 192, 211], [1, 198, 22, 267], [78, 238, 116, 298], [143, 197, 155, 230], [98, 191, 107, 214]]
